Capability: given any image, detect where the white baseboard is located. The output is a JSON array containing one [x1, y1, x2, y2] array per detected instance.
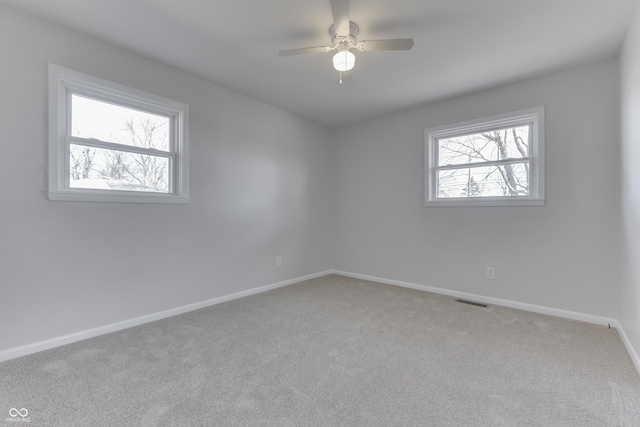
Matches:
[[331, 270, 617, 324], [4, 268, 639, 375], [0, 270, 333, 363], [330, 269, 640, 374], [613, 320, 640, 375]]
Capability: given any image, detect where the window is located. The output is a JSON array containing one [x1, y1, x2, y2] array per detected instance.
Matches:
[[48, 64, 189, 203], [425, 107, 544, 207]]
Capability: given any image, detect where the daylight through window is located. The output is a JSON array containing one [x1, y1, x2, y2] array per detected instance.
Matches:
[[48, 64, 189, 203], [425, 107, 544, 207]]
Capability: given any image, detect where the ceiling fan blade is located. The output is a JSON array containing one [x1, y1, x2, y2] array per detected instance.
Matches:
[[330, 0, 350, 36], [357, 38, 414, 51], [279, 46, 333, 57]]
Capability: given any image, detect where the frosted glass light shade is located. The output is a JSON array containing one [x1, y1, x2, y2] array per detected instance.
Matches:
[[332, 50, 355, 71]]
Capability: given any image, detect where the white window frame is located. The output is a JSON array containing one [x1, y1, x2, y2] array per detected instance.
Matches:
[[48, 64, 189, 204], [425, 107, 545, 207]]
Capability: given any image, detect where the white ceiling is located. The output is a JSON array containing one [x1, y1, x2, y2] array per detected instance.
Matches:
[[3, 0, 639, 128]]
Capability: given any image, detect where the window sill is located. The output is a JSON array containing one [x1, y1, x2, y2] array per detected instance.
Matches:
[[424, 197, 545, 207], [48, 189, 189, 204]]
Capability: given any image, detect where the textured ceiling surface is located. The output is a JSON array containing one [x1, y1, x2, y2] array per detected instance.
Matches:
[[3, 0, 639, 127]]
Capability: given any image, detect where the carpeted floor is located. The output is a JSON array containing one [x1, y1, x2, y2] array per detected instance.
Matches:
[[2, 274, 640, 426]]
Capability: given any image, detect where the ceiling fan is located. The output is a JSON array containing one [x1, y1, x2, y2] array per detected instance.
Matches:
[[279, 0, 414, 83]]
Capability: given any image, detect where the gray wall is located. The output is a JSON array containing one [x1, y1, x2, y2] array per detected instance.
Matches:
[[0, 6, 334, 352], [332, 59, 623, 319], [620, 2, 640, 364], [1, 2, 637, 365]]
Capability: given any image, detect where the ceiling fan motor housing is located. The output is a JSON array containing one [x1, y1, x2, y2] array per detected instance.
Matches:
[[330, 22, 359, 51]]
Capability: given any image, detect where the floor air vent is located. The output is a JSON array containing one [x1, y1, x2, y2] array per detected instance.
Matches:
[[455, 299, 488, 308]]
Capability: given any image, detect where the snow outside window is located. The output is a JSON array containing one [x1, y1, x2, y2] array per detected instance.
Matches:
[[48, 64, 189, 204]]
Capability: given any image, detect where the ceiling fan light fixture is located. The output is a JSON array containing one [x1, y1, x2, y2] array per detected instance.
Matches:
[[333, 50, 355, 72]]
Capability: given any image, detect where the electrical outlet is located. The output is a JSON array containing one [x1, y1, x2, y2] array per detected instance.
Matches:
[[486, 267, 495, 280], [276, 257, 282, 268]]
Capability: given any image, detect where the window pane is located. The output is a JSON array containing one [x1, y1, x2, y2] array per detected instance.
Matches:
[[71, 95, 170, 151], [437, 163, 530, 198], [69, 144, 170, 193], [438, 125, 530, 166]]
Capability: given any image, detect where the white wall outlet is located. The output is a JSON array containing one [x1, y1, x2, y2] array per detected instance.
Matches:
[[486, 267, 495, 280], [276, 257, 282, 268]]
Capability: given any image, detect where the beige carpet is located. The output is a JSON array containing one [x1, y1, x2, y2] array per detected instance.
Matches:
[[2, 274, 639, 426]]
